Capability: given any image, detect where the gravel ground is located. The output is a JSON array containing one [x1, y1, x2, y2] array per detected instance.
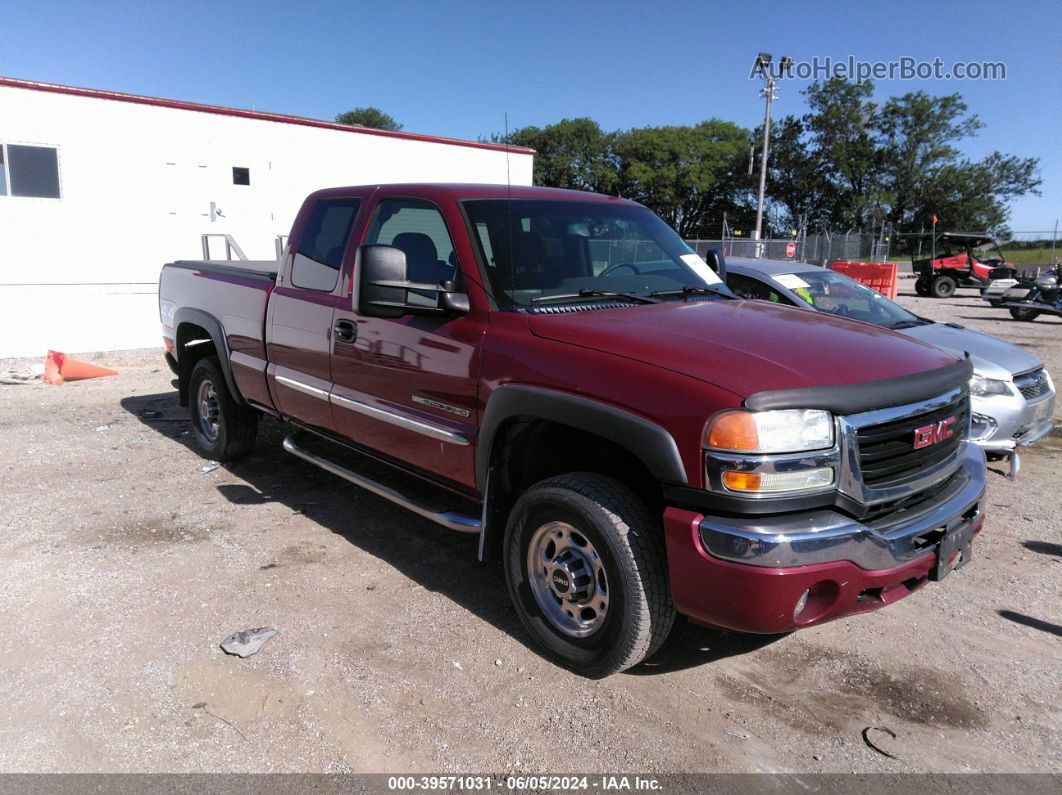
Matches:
[[0, 285, 1059, 774]]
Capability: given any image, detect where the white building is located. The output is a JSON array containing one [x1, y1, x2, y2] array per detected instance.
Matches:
[[0, 77, 534, 357]]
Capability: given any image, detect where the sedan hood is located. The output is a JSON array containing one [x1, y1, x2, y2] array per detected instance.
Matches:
[[899, 322, 1042, 380], [529, 300, 960, 399]]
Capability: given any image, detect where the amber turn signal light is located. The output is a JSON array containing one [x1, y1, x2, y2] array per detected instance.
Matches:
[[721, 471, 762, 492], [706, 412, 759, 452]]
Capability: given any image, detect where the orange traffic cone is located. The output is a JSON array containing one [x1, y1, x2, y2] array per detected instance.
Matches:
[[43, 350, 118, 385]]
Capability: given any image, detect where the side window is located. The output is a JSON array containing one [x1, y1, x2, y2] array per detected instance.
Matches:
[[726, 273, 791, 304], [291, 198, 361, 291], [365, 199, 458, 286]]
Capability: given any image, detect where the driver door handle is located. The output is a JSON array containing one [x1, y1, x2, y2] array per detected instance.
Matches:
[[333, 319, 358, 343]]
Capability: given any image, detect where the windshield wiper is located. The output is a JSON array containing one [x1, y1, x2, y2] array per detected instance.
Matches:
[[888, 319, 930, 330], [530, 289, 659, 305], [649, 285, 732, 299]]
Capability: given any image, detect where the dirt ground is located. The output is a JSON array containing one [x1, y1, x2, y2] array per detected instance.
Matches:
[[0, 284, 1059, 775]]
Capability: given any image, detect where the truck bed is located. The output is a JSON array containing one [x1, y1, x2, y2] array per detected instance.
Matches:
[[159, 258, 278, 410], [167, 259, 279, 282]]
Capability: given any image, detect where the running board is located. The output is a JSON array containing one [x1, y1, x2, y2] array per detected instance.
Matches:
[[282, 433, 481, 534]]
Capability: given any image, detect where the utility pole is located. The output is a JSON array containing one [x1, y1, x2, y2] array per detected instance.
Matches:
[[753, 53, 791, 256]]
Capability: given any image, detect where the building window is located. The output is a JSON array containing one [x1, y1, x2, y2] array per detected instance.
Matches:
[[232, 167, 250, 186], [1, 144, 61, 198]]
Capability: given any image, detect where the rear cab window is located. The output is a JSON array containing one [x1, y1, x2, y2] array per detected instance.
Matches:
[[291, 198, 362, 291]]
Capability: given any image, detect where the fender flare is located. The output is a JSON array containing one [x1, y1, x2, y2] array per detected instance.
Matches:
[[172, 307, 246, 405], [475, 385, 688, 493]]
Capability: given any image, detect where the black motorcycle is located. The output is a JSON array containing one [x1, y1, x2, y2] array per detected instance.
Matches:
[[996, 263, 1062, 322]]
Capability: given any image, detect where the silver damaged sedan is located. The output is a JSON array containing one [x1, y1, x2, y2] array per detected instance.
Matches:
[[724, 258, 1055, 475]]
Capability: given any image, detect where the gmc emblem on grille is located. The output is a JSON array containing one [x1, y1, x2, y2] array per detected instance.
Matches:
[[913, 417, 956, 449]]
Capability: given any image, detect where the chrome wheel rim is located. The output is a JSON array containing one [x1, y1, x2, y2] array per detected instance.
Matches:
[[527, 521, 609, 638], [195, 379, 221, 441]]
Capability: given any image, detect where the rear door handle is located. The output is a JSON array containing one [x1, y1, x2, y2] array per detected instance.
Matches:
[[333, 319, 358, 343]]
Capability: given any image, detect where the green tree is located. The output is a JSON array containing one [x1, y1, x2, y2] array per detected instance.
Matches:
[[769, 78, 1040, 235], [612, 120, 751, 238], [506, 118, 617, 193], [877, 91, 983, 229], [335, 107, 403, 131], [919, 152, 1041, 233], [763, 115, 833, 230], [801, 78, 885, 229]]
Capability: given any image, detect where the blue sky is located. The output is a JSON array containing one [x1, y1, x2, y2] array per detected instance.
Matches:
[[2, 0, 1059, 231]]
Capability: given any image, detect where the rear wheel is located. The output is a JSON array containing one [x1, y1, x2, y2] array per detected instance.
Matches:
[[914, 278, 931, 297], [931, 275, 957, 298], [189, 357, 258, 460], [1009, 306, 1041, 322], [503, 473, 675, 677]]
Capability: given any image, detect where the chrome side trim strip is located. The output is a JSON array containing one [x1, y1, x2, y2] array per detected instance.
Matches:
[[230, 351, 267, 372], [282, 434, 480, 534], [275, 374, 329, 400], [330, 392, 471, 446]]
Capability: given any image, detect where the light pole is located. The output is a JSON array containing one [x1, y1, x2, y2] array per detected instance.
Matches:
[[753, 53, 791, 255]]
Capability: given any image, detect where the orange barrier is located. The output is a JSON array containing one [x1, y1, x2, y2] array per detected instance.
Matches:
[[43, 350, 119, 385], [829, 261, 899, 300]]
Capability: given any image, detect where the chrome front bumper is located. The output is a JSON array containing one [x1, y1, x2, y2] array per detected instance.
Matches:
[[698, 442, 985, 570]]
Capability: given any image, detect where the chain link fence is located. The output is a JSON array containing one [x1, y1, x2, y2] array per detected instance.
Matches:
[[687, 232, 891, 265]]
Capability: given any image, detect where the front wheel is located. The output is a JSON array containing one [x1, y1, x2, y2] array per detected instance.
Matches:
[[503, 473, 675, 677], [914, 278, 931, 297], [1009, 306, 1041, 322], [189, 357, 259, 460]]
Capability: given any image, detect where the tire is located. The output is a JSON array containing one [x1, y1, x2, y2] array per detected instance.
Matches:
[[1009, 306, 1040, 322], [988, 300, 1004, 308], [931, 276, 957, 298], [503, 473, 675, 677], [914, 278, 931, 297], [188, 357, 258, 460]]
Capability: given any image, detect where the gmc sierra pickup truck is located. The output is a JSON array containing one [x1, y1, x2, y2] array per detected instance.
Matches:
[[159, 184, 986, 677]]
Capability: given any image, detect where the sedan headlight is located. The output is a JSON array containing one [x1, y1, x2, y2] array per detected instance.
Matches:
[[705, 409, 834, 454], [969, 374, 1012, 398]]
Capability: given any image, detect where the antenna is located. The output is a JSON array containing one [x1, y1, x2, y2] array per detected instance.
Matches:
[[505, 112, 515, 292], [504, 112, 512, 194]]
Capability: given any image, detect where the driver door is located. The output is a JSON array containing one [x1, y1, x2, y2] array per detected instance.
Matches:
[[329, 195, 483, 492]]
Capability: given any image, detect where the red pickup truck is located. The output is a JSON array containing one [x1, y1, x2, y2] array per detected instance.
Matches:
[[159, 184, 985, 676]]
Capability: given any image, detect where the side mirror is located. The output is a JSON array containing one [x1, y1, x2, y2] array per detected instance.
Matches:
[[704, 248, 727, 281], [356, 244, 469, 319]]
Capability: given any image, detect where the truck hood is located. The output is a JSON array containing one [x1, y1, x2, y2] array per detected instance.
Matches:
[[528, 300, 960, 399], [898, 322, 1043, 380]]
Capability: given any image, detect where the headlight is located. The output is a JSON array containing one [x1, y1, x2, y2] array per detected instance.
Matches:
[[705, 409, 834, 454], [969, 374, 1012, 397]]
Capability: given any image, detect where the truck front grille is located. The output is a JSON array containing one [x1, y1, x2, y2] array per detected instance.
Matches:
[[1015, 368, 1050, 401], [856, 395, 968, 488]]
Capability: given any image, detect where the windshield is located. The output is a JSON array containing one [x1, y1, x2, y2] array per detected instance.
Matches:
[[779, 270, 925, 329], [461, 199, 731, 308]]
